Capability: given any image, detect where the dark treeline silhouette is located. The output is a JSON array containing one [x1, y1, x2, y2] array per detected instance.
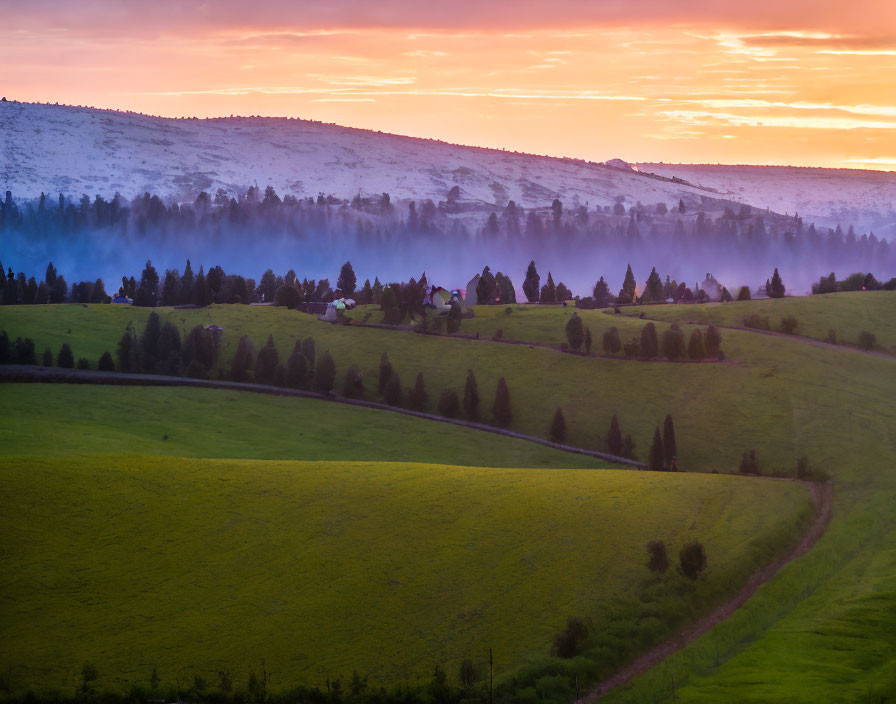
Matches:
[[1, 185, 893, 296]]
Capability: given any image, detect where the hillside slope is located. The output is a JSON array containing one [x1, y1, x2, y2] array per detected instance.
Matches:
[[0, 101, 734, 210]]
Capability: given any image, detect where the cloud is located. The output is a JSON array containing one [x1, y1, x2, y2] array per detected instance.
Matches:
[[662, 110, 896, 130]]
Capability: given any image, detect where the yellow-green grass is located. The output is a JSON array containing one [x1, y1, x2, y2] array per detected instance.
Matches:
[[636, 291, 896, 353], [4, 300, 896, 699], [0, 384, 611, 469], [0, 455, 810, 696]]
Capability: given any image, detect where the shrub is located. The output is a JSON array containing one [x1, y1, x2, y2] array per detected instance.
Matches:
[[437, 388, 460, 418], [796, 456, 810, 480], [737, 285, 751, 301], [77, 358, 90, 370], [0, 331, 9, 364], [42, 347, 53, 366], [408, 372, 428, 411], [378, 351, 393, 395], [314, 350, 336, 394], [704, 325, 722, 358], [621, 434, 637, 460], [463, 369, 480, 420], [679, 541, 707, 580], [230, 334, 256, 382], [494, 328, 504, 340], [858, 331, 877, 350], [602, 326, 621, 354], [98, 351, 115, 371], [607, 414, 622, 456], [343, 364, 364, 398], [14, 338, 37, 365], [780, 315, 799, 334], [648, 426, 664, 470], [585, 327, 592, 354], [275, 284, 301, 309], [687, 329, 705, 360], [384, 372, 402, 406], [548, 407, 566, 443], [254, 335, 280, 385], [622, 337, 641, 358], [116, 327, 138, 372], [286, 340, 309, 388], [739, 449, 760, 475], [492, 377, 512, 427], [504, 306, 513, 316], [550, 617, 589, 659], [565, 313, 584, 351], [743, 313, 770, 330], [661, 325, 685, 360], [646, 541, 669, 573], [640, 323, 659, 358], [663, 415, 677, 468]]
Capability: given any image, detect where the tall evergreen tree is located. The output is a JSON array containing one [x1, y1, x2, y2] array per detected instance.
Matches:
[[768, 267, 786, 298], [378, 351, 393, 395], [687, 329, 706, 360], [384, 371, 402, 406], [116, 325, 138, 373], [254, 335, 279, 385], [342, 364, 364, 398], [593, 277, 611, 308], [286, 340, 309, 389], [181, 260, 194, 305], [157, 322, 182, 376], [135, 260, 160, 307], [640, 322, 659, 359], [607, 414, 623, 455], [565, 312, 584, 351], [663, 414, 677, 467], [540, 272, 556, 303], [492, 377, 512, 427], [140, 312, 162, 372], [704, 325, 722, 358], [57, 343, 75, 369], [648, 426, 664, 471], [603, 327, 621, 354], [358, 279, 373, 305], [476, 266, 497, 305], [549, 407, 567, 443], [230, 335, 256, 382], [302, 337, 315, 367], [463, 369, 480, 420], [408, 372, 428, 411], [585, 327, 592, 354], [643, 267, 663, 303], [337, 261, 357, 296], [97, 351, 115, 372], [314, 350, 336, 394], [523, 261, 540, 303], [618, 264, 637, 303]]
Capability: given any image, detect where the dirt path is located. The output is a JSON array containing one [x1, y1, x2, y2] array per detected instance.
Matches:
[[0, 364, 643, 468], [578, 479, 834, 701]]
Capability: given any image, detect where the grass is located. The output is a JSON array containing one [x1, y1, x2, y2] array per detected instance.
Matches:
[[3, 294, 896, 700], [0, 454, 809, 696], [0, 384, 611, 469]]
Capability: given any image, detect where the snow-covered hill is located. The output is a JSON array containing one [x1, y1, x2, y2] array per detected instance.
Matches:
[[638, 163, 896, 238], [2, 101, 729, 211]]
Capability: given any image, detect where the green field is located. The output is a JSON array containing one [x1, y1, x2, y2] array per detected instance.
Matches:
[[0, 451, 808, 695], [2, 293, 896, 701]]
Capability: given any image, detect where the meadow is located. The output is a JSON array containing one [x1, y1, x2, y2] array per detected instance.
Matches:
[[0, 452, 808, 695], [2, 293, 896, 701]]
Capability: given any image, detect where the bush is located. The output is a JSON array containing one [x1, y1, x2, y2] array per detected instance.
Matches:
[[437, 388, 460, 418], [687, 329, 705, 360], [342, 364, 364, 398], [98, 351, 115, 371], [42, 347, 53, 366], [14, 337, 37, 365], [408, 372, 428, 411], [378, 352, 393, 395], [742, 313, 770, 330], [76, 357, 90, 370], [646, 541, 669, 573], [565, 313, 584, 351], [739, 449, 760, 475], [548, 407, 566, 443], [679, 541, 707, 580], [550, 616, 589, 658], [640, 323, 659, 359], [463, 369, 479, 420], [704, 325, 722, 358], [384, 372, 402, 406], [780, 315, 799, 334], [492, 377, 512, 427], [602, 326, 621, 354], [622, 337, 641, 358], [661, 325, 685, 360], [607, 414, 623, 456], [737, 285, 751, 301], [0, 331, 9, 364], [858, 331, 877, 350], [274, 284, 301, 309]]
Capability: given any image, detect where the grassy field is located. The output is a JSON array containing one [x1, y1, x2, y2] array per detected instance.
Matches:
[[0, 384, 611, 469], [3, 294, 896, 700], [635, 291, 896, 353], [0, 454, 809, 695]]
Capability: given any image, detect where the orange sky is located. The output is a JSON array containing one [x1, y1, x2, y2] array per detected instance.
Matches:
[[3, 1, 896, 169]]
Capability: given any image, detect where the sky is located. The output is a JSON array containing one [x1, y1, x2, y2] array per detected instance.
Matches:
[[3, 0, 896, 170]]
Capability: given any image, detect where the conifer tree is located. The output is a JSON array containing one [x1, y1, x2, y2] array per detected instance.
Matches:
[[302, 337, 315, 367], [140, 312, 162, 372], [42, 347, 53, 366], [648, 426, 664, 470], [643, 267, 663, 303], [314, 350, 336, 394], [378, 351, 393, 395], [687, 329, 706, 360], [661, 324, 685, 360], [408, 372, 428, 411], [549, 407, 567, 443], [492, 377, 512, 427], [384, 371, 402, 406], [181, 260, 194, 305], [593, 276, 612, 308], [621, 434, 637, 460], [371, 277, 384, 304], [737, 285, 751, 301], [565, 312, 584, 351], [286, 340, 309, 388], [463, 369, 480, 420], [254, 335, 279, 385], [157, 322, 182, 376], [768, 267, 786, 298], [57, 343, 74, 368], [663, 414, 677, 467], [704, 325, 722, 358], [337, 261, 357, 296], [343, 364, 364, 398], [618, 264, 637, 303], [230, 335, 256, 382], [640, 322, 659, 358], [98, 351, 115, 371], [607, 414, 623, 455], [358, 279, 373, 305], [116, 325, 138, 373], [603, 327, 621, 354], [585, 327, 592, 354], [523, 261, 540, 303], [437, 389, 460, 417], [540, 272, 556, 303]]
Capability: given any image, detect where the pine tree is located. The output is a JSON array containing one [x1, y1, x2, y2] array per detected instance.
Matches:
[[648, 426, 664, 470], [302, 337, 315, 367], [603, 327, 621, 354], [378, 351, 393, 395], [98, 351, 115, 372], [57, 343, 75, 368], [181, 260, 194, 305], [42, 347, 53, 366], [663, 415, 677, 467], [140, 312, 162, 372], [621, 434, 637, 460], [476, 266, 497, 305], [314, 350, 336, 394], [704, 325, 722, 358], [437, 389, 460, 417], [593, 277, 611, 308], [661, 324, 685, 360], [135, 260, 160, 307], [286, 340, 309, 388], [523, 261, 540, 303], [549, 407, 567, 443], [230, 335, 256, 382], [463, 369, 480, 420], [157, 322, 182, 376], [384, 371, 402, 406], [492, 377, 512, 427], [540, 272, 556, 303], [618, 264, 636, 303], [737, 285, 751, 301], [116, 325, 138, 373], [643, 267, 663, 303], [372, 277, 383, 304], [337, 261, 357, 296], [408, 372, 428, 411], [254, 335, 279, 385], [768, 267, 786, 298], [606, 414, 622, 455], [358, 279, 373, 305], [565, 312, 584, 351]]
